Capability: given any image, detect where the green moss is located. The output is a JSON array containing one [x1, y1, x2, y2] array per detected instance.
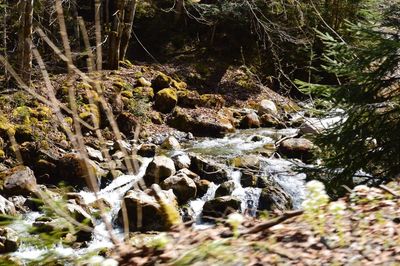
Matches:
[[0, 116, 16, 137], [132, 87, 154, 99], [199, 94, 225, 108], [171, 79, 187, 91], [112, 77, 132, 91], [121, 90, 134, 98], [79, 104, 100, 127], [15, 125, 35, 142], [13, 106, 31, 124], [152, 72, 172, 91], [0, 149, 5, 159]]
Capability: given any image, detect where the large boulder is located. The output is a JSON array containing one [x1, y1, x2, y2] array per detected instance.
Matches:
[[278, 138, 315, 162], [240, 170, 258, 188], [189, 155, 229, 184], [231, 155, 260, 170], [144, 156, 176, 185], [0, 228, 19, 253], [239, 112, 260, 129], [260, 114, 285, 128], [258, 99, 278, 115], [0, 166, 37, 197], [116, 112, 138, 137], [202, 196, 241, 220], [118, 188, 180, 232], [155, 88, 178, 113], [161, 173, 197, 204], [167, 107, 234, 138]]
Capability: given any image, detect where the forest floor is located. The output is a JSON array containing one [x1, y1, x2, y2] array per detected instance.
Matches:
[[116, 181, 400, 266]]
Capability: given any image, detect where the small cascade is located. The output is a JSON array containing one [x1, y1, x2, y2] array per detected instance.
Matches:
[[230, 171, 262, 215], [189, 182, 218, 227]]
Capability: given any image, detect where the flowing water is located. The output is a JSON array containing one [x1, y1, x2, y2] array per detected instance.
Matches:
[[11, 127, 310, 263]]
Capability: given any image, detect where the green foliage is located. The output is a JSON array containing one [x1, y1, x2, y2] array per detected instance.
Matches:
[[300, 2, 400, 195]]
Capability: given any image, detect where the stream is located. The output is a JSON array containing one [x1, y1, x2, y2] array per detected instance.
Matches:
[[10, 127, 310, 264]]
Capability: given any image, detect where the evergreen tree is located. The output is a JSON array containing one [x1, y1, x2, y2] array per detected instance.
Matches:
[[299, 2, 400, 195]]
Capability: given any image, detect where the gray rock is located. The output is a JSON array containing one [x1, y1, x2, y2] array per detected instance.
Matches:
[[86, 146, 104, 162], [0, 228, 19, 253], [161, 136, 181, 150], [278, 138, 315, 162], [0, 195, 17, 217], [118, 188, 180, 232], [202, 196, 241, 221], [258, 99, 278, 115], [189, 155, 229, 184], [0, 166, 37, 197], [258, 183, 293, 211], [215, 181, 235, 197], [137, 143, 157, 157], [144, 156, 176, 185], [240, 112, 260, 129], [171, 152, 191, 170], [161, 173, 197, 204]]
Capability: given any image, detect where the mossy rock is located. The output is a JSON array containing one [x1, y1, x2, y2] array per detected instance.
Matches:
[[0, 117, 15, 138], [30, 106, 52, 121], [132, 86, 154, 99], [79, 104, 101, 128], [82, 90, 100, 104], [15, 125, 34, 143], [171, 79, 187, 91], [177, 90, 201, 108], [137, 77, 152, 87], [199, 94, 225, 108], [112, 78, 132, 91], [0, 149, 5, 159], [121, 90, 134, 98], [152, 72, 172, 91], [155, 88, 178, 113]]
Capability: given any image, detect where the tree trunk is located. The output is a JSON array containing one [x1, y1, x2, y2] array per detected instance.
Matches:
[[119, 0, 137, 61], [108, 0, 126, 70], [17, 0, 34, 85], [95, 0, 103, 71]]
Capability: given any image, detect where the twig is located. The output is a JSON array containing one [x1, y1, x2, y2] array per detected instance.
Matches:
[[240, 210, 303, 236], [379, 184, 399, 198]]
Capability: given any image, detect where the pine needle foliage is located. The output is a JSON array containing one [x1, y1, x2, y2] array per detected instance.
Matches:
[[298, 3, 400, 196]]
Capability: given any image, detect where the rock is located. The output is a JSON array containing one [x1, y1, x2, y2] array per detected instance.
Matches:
[[137, 77, 152, 87], [171, 152, 191, 170], [161, 173, 197, 204], [278, 138, 315, 162], [299, 116, 342, 135], [152, 72, 172, 91], [167, 107, 234, 138], [0, 228, 19, 253], [215, 181, 235, 197], [8, 195, 28, 213], [155, 88, 178, 113], [195, 179, 211, 198], [240, 112, 260, 129], [144, 156, 176, 185], [65, 202, 95, 241], [241, 171, 258, 187], [137, 143, 157, 157], [0, 195, 17, 217], [14, 125, 34, 143], [160, 136, 181, 150], [258, 99, 278, 115], [116, 112, 138, 137], [177, 90, 201, 108], [231, 155, 260, 170], [56, 153, 103, 189], [150, 111, 164, 125], [177, 168, 199, 181], [86, 146, 104, 162], [0, 166, 37, 197], [190, 155, 229, 184], [202, 196, 241, 220], [118, 188, 180, 232], [260, 113, 285, 128], [120, 154, 143, 174], [258, 184, 293, 211]]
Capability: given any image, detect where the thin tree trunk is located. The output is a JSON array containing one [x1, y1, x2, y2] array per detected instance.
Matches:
[[119, 0, 137, 61], [2, 2, 7, 85], [108, 0, 126, 70], [55, 0, 73, 73], [95, 0, 103, 71], [17, 0, 34, 85]]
